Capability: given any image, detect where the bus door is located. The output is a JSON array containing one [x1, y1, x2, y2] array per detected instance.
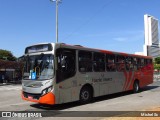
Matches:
[[56, 48, 76, 103]]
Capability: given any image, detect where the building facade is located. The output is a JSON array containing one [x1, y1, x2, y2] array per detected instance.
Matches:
[[143, 14, 160, 58], [0, 60, 23, 83]]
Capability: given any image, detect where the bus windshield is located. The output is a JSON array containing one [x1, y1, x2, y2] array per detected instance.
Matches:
[[23, 54, 54, 80]]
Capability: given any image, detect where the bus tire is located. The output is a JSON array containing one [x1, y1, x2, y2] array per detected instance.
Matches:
[[79, 86, 92, 104], [133, 81, 139, 93]]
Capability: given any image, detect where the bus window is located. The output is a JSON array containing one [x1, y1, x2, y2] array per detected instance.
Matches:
[[141, 59, 146, 71], [23, 54, 54, 80], [137, 58, 142, 70], [116, 56, 125, 72], [56, 48, 76, 82], [133, 58, 138, 70], [146, 59, 152, 65], [79, 51, 92, 72], [149, 59, 152, 64], [141, 59, 145, 66], [126, 57, 133, 71], [106, 55, 116, 71], [146, 59, 152, 70], [93, 53, 105, 72]]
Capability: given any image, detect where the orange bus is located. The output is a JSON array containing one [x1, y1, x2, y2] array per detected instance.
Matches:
[[21, 43, 153, 105]]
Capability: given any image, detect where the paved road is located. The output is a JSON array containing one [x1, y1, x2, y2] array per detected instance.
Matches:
[[0, 81, 160, 120]]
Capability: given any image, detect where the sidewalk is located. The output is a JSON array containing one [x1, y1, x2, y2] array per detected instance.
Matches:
[[0, 83, 12, 86], [154, 74, 160, 81], [0, 80, 21, 86]]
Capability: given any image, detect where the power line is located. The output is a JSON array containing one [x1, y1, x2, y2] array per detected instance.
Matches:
[[62, 0, 114, 41]]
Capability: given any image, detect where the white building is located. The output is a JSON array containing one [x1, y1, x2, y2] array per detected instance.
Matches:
[[144, 14, 159, 46], [143, 14, 160, 58]]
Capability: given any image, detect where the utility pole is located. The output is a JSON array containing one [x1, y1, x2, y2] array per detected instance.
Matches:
[[50, 0, 61, 43]]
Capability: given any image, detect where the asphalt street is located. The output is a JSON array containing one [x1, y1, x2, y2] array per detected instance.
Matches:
[[0, 81, 160, 120]]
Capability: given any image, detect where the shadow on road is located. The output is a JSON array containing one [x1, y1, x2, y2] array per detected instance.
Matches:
[[30, 101, 81, 110], [30, 85, 159, 111], [140, 85, 159, 92], [92, 85, 159, 104]]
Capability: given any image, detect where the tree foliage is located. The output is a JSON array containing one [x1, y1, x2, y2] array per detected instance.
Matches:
[[154, 64, 160, 70], [154, 57, 160, 70], [155, 57, 160, 64], [0, 49, 17, 61]]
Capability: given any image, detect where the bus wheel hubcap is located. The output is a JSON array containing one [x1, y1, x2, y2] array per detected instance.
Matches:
[[82, 91, 89, 100], [134, 83, 139, 92], [136, 84, 138, 91]]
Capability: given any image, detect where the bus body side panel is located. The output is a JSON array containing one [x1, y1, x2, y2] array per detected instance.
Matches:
[[73, 72, 126, 98], [139, 64, 154, 88], [99, 72, 125, 95], [122, 71, 137, 91], [122, 64, 153, 91], [55, 76, 79, 104], [55, 43, 153, 104]]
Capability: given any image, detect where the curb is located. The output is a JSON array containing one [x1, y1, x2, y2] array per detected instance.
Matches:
[[0, 83, 21, 86]]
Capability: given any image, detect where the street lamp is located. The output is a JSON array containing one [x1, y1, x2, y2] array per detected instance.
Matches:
[[50, 0, 62, 43]]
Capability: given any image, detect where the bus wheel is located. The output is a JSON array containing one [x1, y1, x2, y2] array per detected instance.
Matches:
[[133, 81, 139, 93], [80, 86, 92, 104]]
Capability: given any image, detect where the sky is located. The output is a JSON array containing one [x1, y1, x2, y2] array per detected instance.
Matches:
[[0, 0, 160, 57]]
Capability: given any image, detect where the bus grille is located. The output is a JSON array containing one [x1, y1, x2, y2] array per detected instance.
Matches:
[[23, 92, 41, 100]]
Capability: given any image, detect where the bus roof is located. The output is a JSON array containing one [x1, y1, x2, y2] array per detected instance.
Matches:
[[56, 43, 152, 59], [25, 42, 152, 59]]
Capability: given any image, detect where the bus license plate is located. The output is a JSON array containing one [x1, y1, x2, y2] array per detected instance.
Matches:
[[28, 96, 33, 99]]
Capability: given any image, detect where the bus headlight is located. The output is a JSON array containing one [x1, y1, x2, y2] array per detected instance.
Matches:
[[41, 86, 53, 96]]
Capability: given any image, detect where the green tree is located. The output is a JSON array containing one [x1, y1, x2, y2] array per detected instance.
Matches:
[[155, 57, 160, 64], [154, 64, 160, 71], [0, 49, 17, 61], [154, 57, 160, 71]]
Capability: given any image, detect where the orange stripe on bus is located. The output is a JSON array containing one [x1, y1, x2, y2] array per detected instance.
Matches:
[[123, 71, 128, 91], [119, 53, 128, 56], [21, 91, 39, 103], [39, 92, 55, 105], [100, 50, 113, 54], [21, 91, 55, 105], [127, 72, 133, 90]]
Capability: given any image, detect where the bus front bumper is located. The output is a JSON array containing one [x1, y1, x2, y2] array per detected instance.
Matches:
[[21, 91, 56, 105]]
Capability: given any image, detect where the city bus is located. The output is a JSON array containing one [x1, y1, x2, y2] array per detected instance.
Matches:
[[21, 43, 153, 105]]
